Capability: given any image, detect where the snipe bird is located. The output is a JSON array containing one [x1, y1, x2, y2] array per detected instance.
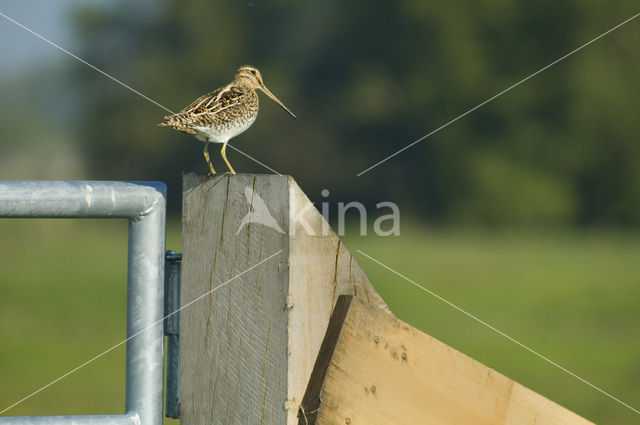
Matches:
[[158, 65, 297, 175]]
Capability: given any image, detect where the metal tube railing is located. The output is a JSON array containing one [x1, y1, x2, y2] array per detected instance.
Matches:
[[0, 181, 167, 425]]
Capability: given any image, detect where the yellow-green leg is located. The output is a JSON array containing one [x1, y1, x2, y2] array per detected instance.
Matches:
[[220, 143, 236, 174], [203, 141, 216, 176]]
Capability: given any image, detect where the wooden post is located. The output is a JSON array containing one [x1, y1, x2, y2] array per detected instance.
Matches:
[[180, 173, 386, 425]]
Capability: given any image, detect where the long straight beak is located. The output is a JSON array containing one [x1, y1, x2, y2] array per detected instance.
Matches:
[[260, 85, 298, 120]]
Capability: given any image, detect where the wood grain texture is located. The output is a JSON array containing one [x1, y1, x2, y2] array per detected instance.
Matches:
[[286, 181, 387, 425], [314, 299, 595, 425], [180, 173, 386, 425], [298, 295, 354, 425], [181, 173, 290, 425]]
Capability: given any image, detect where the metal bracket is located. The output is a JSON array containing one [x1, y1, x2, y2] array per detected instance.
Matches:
[[164, 251, 181, 419]]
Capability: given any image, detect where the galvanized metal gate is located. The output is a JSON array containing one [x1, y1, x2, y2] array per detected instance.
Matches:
[[0, 181, 180, 425]]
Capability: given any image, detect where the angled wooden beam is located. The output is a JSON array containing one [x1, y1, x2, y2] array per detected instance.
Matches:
[[308, 298, 595, 425], [298, 295, 354, 424]]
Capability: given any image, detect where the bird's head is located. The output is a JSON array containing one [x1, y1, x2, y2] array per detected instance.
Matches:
[[235, 65, 264, 88], [235, 65, 297, 120]]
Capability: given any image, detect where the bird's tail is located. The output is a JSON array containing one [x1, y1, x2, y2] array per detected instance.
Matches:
[[157, 116, 172, 127], [158, 115, 198, 135]]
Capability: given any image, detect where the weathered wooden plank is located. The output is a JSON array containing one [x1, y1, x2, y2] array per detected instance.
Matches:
[[286, 181, 387, 425], [298, 295, 354, 424], [180, 173, 386, 425], [312, 299, 595, 425], [181, 173, 290, 425]]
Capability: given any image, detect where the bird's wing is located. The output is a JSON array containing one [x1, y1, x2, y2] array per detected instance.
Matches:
[[183, 85, 247, 117], [160, 84, 248, 129]]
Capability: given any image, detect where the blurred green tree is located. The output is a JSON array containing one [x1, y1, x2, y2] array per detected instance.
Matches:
[[69, 0, 640, 224]]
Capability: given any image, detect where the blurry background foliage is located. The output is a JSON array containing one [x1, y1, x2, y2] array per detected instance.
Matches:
[[1, 0, 638, 225]]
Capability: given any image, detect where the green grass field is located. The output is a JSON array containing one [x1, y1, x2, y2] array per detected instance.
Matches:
[[0, 219, 638, 424]]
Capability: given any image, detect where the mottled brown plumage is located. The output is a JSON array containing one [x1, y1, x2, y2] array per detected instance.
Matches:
[[159, 65, 297, 175]]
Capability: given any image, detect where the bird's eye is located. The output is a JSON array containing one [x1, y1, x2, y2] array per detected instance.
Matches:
[[250, 69, 256, 75]]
